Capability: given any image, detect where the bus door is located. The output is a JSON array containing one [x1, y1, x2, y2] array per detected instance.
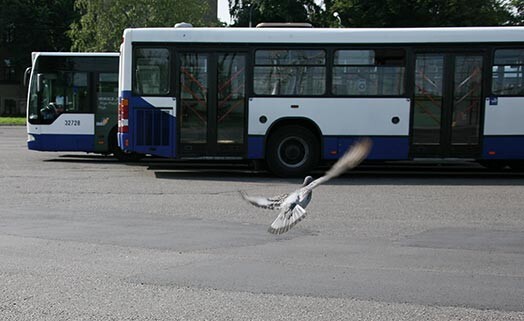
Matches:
[[411, 52, 485, 158], [94, 72, 119, 153], [177, 51, 247, 157]]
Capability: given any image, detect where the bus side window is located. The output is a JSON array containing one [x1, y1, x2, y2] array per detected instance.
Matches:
[[492, 49, 524, 96], [98, 73, 118, 112], [332, 49, 405, 96], [253, 49, 326, 96], [134, 48, 170, 96]]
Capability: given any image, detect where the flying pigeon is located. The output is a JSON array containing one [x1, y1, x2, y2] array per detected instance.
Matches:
[[240, 138, 372, 234]]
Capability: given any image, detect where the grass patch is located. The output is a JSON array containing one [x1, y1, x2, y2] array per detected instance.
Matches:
[[0, 117, 26, 126]]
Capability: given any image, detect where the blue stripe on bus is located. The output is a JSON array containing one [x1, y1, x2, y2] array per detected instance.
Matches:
[[28, 134, 94, 152], [483, 136, 524, 159], [118, 132, 130, 151], [120, 91, 177, 158], [129, 114, 177, 158], [122, 91, 152, 107], [121, 90, 132, 99], [246, 135, 409, 161], [248, 136, 265, 159], [324, 136, 409, 160]]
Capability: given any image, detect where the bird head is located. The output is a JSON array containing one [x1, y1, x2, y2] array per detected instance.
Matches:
[[302, 176, 314, 186]]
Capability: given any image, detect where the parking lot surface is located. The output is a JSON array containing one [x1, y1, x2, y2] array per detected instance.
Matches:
[[1, 126, 524, 320]]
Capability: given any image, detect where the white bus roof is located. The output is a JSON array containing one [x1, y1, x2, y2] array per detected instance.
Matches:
[[31, 52, 118, 65], [123, 26, 524, 45]]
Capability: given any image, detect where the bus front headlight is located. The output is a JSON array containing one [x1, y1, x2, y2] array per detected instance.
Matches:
[[27, 134, 35, 142]]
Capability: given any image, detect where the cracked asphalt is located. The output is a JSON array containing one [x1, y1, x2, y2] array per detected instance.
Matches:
[[1, 126, 524, 320]]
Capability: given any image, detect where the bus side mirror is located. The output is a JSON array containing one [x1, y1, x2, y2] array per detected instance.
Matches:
[[24, 67, 31, 87], [36, 73, 44, 93]]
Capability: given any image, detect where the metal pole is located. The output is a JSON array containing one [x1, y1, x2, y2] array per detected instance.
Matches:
[[249, 3, 254, 27]]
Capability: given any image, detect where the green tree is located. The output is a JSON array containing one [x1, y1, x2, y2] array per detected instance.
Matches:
[[69, 0, 211, 52], [510, 0, 524, 24], [0, 0, 77, 72], [326, 0, 512, 28], [229, 0, 324, 27]]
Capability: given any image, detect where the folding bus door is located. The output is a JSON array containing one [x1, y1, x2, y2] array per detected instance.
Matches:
[[178, 51, 247, 157], [411, 52, 484, 158]]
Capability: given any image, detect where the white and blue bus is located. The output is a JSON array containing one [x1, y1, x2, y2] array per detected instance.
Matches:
[[118, 26, 524, 176], [27, 52, 141, 161]]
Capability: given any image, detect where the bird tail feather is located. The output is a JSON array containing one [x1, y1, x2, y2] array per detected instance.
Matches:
[[268, 205, 307, 235], [325, 138, 372, 179]]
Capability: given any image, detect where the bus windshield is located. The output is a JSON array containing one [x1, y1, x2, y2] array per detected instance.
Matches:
[[28, 70, 89, 124]]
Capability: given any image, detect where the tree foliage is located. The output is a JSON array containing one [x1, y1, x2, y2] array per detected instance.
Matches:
[[229, 0, 513, 28], [229, 0, 324, 27], [510, 0, 524, 24], [69, 0, 211, 52], [0, 0, 77, 71], [325, 0, 512, 27]]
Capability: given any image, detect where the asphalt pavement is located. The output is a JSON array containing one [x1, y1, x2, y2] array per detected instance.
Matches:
[[1, 126, 524, 320]]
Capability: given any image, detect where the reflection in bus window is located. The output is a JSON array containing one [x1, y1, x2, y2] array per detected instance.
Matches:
[[98, 73, 118, 112], [29, 71, 89, 123], [180, 53, 209, 144], [492, 49, 524, 96], [332, 49, 405, 96], [134, 48, 170, 95], [253, 49, 326, 96]]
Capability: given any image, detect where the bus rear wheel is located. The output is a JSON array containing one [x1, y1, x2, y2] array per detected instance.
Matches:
[[109, 129, 143, 162], [266, 125, 319, 177], [478, 160, 507, 170], [508, 161, 524, 171]]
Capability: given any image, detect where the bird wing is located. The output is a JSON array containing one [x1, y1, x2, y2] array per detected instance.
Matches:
[[301, 138, 372, 194], [268, 204, 307, 235], [239, 190, 287, 210], [244, 138, 371, 235]]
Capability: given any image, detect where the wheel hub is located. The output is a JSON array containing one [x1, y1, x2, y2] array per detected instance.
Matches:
[[278, 137, 309, 168]]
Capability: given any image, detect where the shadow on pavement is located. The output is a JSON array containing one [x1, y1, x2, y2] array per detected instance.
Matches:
[[43, 154, 524, 186]]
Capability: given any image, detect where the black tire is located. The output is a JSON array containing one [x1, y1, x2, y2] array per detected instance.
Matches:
[[478, 160, 507, 170], [266, 125, 319, 177], [508, 161, 524, 171], [109, 128, 143, 162]]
